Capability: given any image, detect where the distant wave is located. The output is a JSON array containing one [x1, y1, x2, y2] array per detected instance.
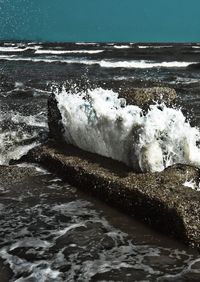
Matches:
[[0, 47, 29, 52], [0, 46, 40, 52], [138, 45, 173, 49], [0, 55, 56, 64], [113, 75, 135, 81], [96, 60, 194, 68], [3, 43, 16, 46], [0, 55, 196, 69], [75, 42, 98, 46], [169, 77, 200, 85], [113, 45, 131, 49], [35, 49, 104, 55]]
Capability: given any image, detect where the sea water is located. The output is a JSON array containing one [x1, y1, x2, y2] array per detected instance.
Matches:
[[0, 42, 200, 281]]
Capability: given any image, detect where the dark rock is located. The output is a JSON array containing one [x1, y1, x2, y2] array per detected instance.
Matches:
[[24, 142, 200, 249], [48, 93, 65, 142], [22, 84, 200, 249], [0, 165, 38, 187], [0, 258, 14, 282], [120, 86, 177, 108]]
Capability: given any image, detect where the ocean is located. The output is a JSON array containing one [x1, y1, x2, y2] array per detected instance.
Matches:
[[0, 41, 200, 281]]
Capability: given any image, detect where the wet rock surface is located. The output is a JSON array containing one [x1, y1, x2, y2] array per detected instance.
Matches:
[[48, 93, 65, 143], [118, 86, 177, 108], [24, 142, 200, 249], [0, 165, 38, 187]]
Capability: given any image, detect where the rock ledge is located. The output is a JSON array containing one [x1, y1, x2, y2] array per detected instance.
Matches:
[[24, 142, 200, 249]]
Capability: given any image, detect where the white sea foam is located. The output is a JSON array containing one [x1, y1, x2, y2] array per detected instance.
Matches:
[[97, 60, 194, 68], [11, 112, 47, 128], [113, 45, 131, 49], [138, 46, 149, 49], [0, 46, 29, 52], [17, 162, 51, 174], [0, 141, 38, 165], [3, 43, 16, 46], [35, 49, 103, 55], [75, 42, 98, 45], [138, 45, 173, 49], [56, 87, 200, 172], [0, 46, 40, 52], [0, 55, 195, 69], [0, 55, 55, 63], [183, 179, 197, 190], [0, 111, 47, 164], [169, 77, 200, 85], [183, 177, 200, 191]]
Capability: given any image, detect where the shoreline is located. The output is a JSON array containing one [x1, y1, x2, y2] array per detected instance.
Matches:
[[23, 141, 200, 249]]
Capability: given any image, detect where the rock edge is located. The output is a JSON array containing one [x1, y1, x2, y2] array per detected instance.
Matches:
[[24, 142, 200, 249]]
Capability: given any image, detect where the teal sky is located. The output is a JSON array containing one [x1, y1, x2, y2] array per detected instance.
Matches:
[[0, 0, 200, 42]]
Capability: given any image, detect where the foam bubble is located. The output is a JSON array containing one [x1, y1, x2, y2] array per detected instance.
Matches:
[[56, 87, 200, 172]]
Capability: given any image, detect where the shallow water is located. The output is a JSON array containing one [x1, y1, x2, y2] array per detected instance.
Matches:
[[0, 165, 200, 282], [0, 42, 200, 281]]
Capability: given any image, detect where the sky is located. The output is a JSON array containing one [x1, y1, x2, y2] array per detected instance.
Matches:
[[0, 0, 200, 42]]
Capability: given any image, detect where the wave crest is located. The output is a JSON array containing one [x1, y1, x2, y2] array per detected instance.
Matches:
[[55, 87, 200, 172]]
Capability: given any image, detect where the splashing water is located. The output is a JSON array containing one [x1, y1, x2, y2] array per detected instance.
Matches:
[[56, 87, 200, 172], [0, 110, 47, 164]]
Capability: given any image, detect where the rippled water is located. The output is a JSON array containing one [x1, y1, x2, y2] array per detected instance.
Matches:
[[0, 42, 200, 281], [0, 166, 200, 281]]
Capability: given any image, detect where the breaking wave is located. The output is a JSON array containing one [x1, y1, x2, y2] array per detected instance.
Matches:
[[0, 55, 196, 69], [138, 45, 173, 49], [113, 45, 131, 49], [35, 49, 104, 55], [0, 111, 47, 164], [0, 46, 40, 53], [56, 87, 200, 172]]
